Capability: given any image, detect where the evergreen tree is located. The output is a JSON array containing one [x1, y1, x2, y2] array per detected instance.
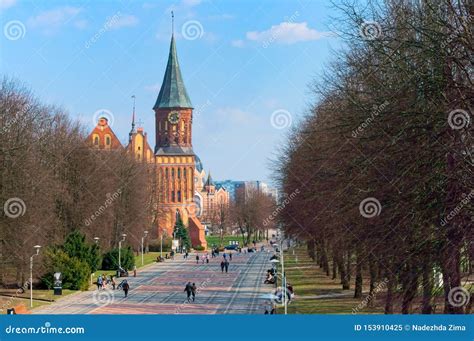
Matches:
[[63, 230, 101, 272], [174, 215, 191, 251]]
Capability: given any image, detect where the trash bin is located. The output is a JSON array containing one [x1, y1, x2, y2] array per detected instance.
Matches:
[[6, 308, 16, 315], [54, 287, 62, 295]]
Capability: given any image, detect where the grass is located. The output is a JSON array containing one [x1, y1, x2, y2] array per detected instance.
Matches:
[[0, 289, 77, 313], [206, 235, 244, 247], [275, 247, 383, 314]]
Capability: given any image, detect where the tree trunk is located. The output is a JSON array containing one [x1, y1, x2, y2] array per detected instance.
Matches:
[[354, 251, 363, 298], [421, 263, 433, 314], [401, 265, 418, 314], [384, 270, 395, 314]]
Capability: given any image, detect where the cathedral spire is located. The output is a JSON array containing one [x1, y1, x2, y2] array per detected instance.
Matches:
[[153, 13, 193, 110], [129, 95, 136, 140]]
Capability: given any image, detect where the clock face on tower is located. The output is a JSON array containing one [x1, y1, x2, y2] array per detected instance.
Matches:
[[168, 111, 180, 124]]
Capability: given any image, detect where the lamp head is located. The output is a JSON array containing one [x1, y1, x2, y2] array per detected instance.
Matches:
[[33, 245, 41, 255], [144, 231, 149, 236]]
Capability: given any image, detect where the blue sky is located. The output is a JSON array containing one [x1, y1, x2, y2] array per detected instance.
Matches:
[[1, 0, 340, 184]]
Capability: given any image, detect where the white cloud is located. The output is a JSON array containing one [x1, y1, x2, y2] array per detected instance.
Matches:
[[107, 14, 138, 30], [231, 39, 245, 48], [145, 83, 161, 93], [246, 22, 333, 45], [74, 19, 88, 30], [0, 0, 17, 10], [28, 6, 82, 30]]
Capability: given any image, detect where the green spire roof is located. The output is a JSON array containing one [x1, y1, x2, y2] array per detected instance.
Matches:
[[154, 36, 193, 109]]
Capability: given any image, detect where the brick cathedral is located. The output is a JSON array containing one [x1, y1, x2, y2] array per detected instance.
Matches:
[[86, 32, 232, 249]]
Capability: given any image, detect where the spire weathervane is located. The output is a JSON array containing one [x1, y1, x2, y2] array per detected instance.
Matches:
[[130, 95, 136, 138], [171, 11, 174, 36]]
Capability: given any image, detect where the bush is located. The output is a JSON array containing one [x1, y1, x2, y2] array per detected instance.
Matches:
[[193, 245, 205, 251], [148, 237, 172, 252], [41, 248, 90, 290], [101, 247, 134, 270]]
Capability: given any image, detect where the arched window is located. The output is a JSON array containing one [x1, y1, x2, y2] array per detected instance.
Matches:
[[165, 168, 168, 178], [105, 134, 111, 146], [171, 191, 175, 202], [177, 168, 181, 179], [94, 136, 99, 145], [171, 168, 175, 178], [177, 190, 182, 202]]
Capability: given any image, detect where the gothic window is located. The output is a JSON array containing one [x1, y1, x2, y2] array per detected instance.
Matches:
[[177, 168, 181, 179], [177, 190, 182, 202], [171, 191, 175, 202], [171, 168, 175, 178], [183, 168, 187, 178], [165, 168, 168, 178], [94, 136, 99, 145], [105, 135, 111, 147]]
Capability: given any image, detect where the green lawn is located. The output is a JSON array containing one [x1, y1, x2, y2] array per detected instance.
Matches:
[[0, 289, 77, 313], [206, 235, 244, 247], [276, 247, 384, 314]]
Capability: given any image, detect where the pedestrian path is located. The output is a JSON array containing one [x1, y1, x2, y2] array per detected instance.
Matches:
[[33, 250, 271, 314]]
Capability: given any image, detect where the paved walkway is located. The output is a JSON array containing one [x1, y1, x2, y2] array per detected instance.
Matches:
[[33, 250, 272, 314]]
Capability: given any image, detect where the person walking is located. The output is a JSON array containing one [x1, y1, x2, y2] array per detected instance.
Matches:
[[101, 274, 106, 289], [195, 254, 200, 264], [97, 275, 103, 290], [205, 254, 209, 264], [122, 280, 130, 297], [133, 265, 137, 277], [224, 260, 229, 273], [184, 282, 193, 302], [220, 260, 225, 273], [111, 276, 116, 290], [191, 283, 197, 302], [229, 253, 232, 261]]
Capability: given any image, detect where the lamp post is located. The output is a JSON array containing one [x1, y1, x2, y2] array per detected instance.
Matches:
[[118, 233, 127, 270], [141, 231, 148, 266], [280, 235, 287, 315], [160, 229, 163, 258], [30, 245, 41, 308]]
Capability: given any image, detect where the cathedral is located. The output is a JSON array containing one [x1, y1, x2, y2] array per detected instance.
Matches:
[[86, 32, 229, 249]]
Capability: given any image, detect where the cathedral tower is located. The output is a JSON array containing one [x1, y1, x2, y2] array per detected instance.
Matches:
[[154, 32, 206, 249]]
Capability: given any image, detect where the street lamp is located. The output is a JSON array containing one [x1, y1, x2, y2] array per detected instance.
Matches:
[[278, 232, 287, 315], [118, 233, 127, 270], [30, 245, 41, 308], [141, 231, 149, 266], [159, 229, 164, 258]]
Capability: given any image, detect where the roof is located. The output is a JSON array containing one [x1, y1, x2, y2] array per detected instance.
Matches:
[[155, 145, 194, 156], [153, 35, 193, 110], [205, 172, 215, 187], [195, 154, 204, 172]]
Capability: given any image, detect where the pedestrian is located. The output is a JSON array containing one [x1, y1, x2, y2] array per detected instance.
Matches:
[[111, 276, 116, 290], [102, 274, 106, 289], [122, 280, 130, 297], [133, 265, 137, 277], [191, 283, 197, 302], [211, 250, 215, 258], [206, 254, 209, 264], [229, 253, 232, 261], [170, 250, 175, 260], [185, 251, 189, 259], [220, 260, 225, 273], [184, 282, 192, 302], [201, 255, 205, 264], [196, 254, 199, 264], [224, 260, 229, 273], [223, 253, 227, 260], [97, 275, 102, 290]]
